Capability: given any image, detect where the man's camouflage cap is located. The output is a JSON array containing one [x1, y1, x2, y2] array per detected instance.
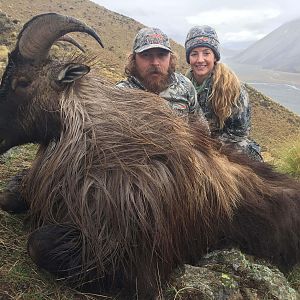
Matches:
[[133, 27, 171, 53], [185, 25, 220, 63]]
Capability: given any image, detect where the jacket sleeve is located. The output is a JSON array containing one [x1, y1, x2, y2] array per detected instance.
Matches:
[[188, 81, 211, 134], [187, 83, 198, 115]]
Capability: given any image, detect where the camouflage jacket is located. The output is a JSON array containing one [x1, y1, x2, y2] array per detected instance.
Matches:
[[116, 73, 209, 131], [186, 70, 262, 161]]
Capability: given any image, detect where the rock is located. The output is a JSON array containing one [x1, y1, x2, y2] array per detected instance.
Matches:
[[0, 149, 13, 164], [163, 249, 299, 300]]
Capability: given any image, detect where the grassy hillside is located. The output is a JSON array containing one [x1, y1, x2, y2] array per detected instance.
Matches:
[[0, 0, 187, 77], [247, 84, 300, 153]]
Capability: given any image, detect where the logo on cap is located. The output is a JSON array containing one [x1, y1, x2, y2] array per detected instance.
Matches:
[[133, 27, 171, 53]]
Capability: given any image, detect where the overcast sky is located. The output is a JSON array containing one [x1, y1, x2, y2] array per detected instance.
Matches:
[[92, 0, 300, 50]]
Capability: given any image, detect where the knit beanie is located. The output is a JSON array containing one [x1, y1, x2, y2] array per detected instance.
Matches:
[[185, 25, 220, 63]]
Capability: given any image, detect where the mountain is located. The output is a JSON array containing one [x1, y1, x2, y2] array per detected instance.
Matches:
[[220, 47, 241, 60], [233, 18, 300, 73]]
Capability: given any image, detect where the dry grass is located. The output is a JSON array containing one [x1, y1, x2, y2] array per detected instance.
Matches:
[[0, 145, 73, 300], [273, 136, 300, 178], [247, 84, 300, 155]]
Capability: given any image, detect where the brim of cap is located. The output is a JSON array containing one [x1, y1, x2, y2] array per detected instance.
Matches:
[[134, 44, 171, 53]]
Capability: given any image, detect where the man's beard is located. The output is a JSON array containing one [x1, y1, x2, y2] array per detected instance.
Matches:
[[137, 67, 170, 94]]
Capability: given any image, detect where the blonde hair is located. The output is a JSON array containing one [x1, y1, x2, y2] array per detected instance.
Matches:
[[209, 63, 241, 128]]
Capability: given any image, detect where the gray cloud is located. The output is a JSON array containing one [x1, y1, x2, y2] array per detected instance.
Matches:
[[93, 0, 300, 49]]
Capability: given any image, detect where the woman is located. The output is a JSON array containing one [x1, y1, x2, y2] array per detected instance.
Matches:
[[185, 25, 262, 161]]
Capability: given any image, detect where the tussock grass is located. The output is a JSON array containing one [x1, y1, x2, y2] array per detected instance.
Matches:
[[273, 136, 300, 178], [288, 266, 300, 294]]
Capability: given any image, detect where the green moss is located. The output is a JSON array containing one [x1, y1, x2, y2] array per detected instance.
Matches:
[[220, 273, 237, 289]]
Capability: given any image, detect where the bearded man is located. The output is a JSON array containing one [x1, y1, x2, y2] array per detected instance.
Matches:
[[116, 27, 207, 120]]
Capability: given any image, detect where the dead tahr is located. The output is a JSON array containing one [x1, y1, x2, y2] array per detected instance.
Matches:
[[0, 13, 300, 299]]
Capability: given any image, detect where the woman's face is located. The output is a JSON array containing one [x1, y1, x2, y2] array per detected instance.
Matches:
[[189, 46, 216, 83]]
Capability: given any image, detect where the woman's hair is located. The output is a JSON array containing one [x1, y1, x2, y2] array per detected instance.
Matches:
[[124, 52, 177, 77], [210, 63, 241, 128]]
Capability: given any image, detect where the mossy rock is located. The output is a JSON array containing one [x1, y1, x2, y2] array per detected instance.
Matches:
[[164, 249, 299, 300]]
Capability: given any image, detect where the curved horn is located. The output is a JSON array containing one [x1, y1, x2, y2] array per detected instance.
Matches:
[[57, 35, 85, 52], [17, 13, 104, 63]]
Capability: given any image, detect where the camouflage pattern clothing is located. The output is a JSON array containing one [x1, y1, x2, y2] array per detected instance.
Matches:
[[116, 72, 210, 131], [133, 27, 171, 53], [186, 70, 262, 161]]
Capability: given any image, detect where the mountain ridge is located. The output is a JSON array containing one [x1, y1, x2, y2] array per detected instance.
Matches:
[[232, 18, 300, 73]]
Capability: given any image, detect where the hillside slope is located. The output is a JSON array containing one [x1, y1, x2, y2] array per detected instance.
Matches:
[[0, 1, 299, 154], [246, 84, 300, 152], [233, 18, 300, 73], [0, 0, 187, 77]]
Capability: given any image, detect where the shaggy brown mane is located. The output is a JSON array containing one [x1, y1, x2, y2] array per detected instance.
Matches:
[[19, 64, 300, 296]]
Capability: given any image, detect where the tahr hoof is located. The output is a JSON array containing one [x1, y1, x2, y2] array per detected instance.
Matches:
[[27, 225, 83, 279], [0, 191, 28, 213]]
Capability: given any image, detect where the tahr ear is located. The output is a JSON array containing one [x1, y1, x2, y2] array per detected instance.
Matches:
[[57, 63, 90, 83]]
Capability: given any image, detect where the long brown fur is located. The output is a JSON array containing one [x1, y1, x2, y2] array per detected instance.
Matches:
[[2, 53, 300, 298], [24, 67, 242, 291]]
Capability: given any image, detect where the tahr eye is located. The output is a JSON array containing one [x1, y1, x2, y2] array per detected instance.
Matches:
[[18, 80, 31, 88], [11, 77, 31, 90]]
